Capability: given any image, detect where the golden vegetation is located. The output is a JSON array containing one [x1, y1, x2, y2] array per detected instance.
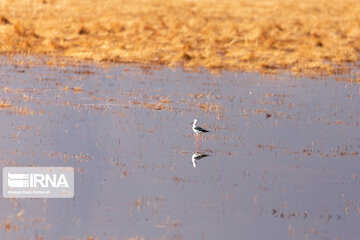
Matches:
[[63, 85, 82, 93], [11, 106, 36, 116], [0, 0, 359, 75], [132, 96, 171, 111], [198, 102, 223, 113], [0, 100, 39, 116], [72, 86, 83, 93], [0, 100, 11, 108]]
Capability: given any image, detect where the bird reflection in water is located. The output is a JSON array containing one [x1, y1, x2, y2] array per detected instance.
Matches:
[[191, 153, 210, 168]]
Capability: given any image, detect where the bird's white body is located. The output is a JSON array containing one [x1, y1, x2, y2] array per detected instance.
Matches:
[[192, 119, 209, 135], [192, 119, 209, 151], [192, 119, 201, 135]]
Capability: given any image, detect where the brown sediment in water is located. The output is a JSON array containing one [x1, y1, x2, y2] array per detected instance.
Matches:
[[0, 0, 359, 75]]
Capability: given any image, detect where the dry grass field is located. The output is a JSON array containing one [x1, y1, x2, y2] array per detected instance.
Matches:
[[0, 0, 360, 75]]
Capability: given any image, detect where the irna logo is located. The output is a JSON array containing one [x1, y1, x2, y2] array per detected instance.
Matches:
[[3, 167, 74, 198], [8, 172, 69, 188]]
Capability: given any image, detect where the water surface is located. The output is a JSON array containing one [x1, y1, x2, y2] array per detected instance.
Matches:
[[0, 58, 360, 239]]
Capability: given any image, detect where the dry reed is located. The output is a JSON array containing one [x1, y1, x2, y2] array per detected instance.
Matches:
[[0, 0, 359, 75]]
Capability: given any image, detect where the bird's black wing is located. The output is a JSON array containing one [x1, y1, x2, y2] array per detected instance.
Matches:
[[194, 154, 210, 160], [194, 126, 210, 132]]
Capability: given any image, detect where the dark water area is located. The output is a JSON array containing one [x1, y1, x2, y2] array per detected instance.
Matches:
[[0, 58, 360, 239]]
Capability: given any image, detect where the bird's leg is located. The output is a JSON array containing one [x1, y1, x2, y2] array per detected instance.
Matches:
[[196, 136, 202, 151], [197, 135, 201, 151], [199, 135, 202, 149]]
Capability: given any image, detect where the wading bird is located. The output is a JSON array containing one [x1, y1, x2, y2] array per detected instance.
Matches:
[[192, 119, 210, 151]]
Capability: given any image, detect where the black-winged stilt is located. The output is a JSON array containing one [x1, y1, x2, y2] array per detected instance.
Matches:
[[192, 119, 210, 151]]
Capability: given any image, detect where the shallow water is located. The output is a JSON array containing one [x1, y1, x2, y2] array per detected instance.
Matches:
[[0, 59, 360, 239]]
